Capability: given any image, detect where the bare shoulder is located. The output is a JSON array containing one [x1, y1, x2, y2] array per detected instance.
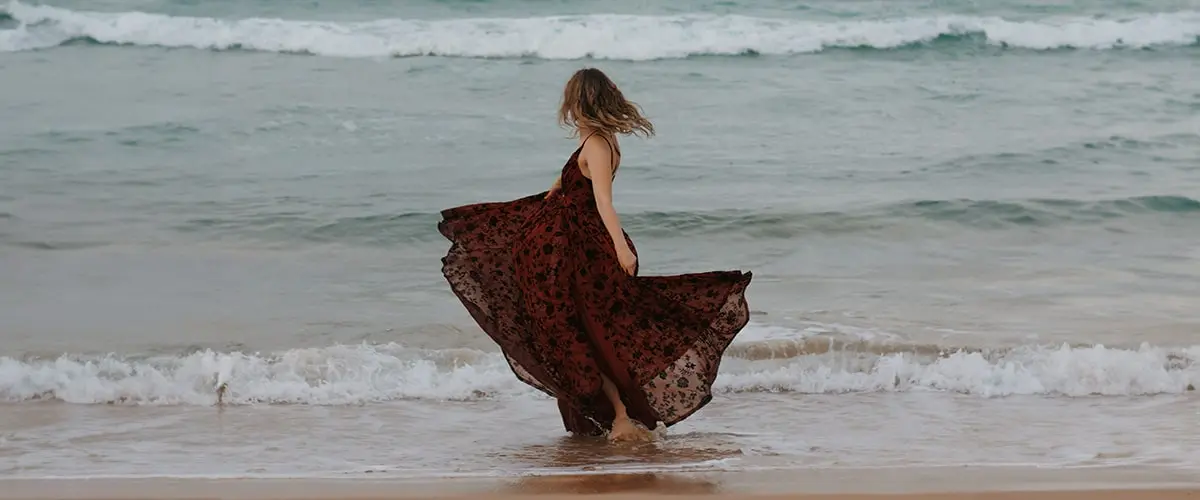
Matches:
[[579, 134, 620, 179]]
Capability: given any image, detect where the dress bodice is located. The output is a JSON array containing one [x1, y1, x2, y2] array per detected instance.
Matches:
[[554, 133, 618, 206]]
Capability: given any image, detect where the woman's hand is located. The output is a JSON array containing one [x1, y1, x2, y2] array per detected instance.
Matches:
[[545, 176, 562, 199], [617, 246, 637, 276]]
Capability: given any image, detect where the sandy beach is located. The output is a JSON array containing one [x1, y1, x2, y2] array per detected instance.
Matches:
[[12, 490, 1196, 500], [3, 466, 1199, 500]]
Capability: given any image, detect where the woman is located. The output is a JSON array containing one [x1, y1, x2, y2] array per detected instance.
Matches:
[[438, 68, 752, 442]]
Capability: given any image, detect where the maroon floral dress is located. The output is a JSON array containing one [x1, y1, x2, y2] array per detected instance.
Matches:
[[438, 134, 752, 436]]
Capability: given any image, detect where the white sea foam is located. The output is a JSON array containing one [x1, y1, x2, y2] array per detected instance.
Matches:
[[1, 328, 1194, 404], [0, 343, 525, 405], [716, 343, 1198, 397], [1, 1, 1198, 59]]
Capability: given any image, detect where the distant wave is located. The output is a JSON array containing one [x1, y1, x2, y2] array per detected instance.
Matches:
[[174, 212, 441, 246], [5, 194, 1193, 251], [1, 2, 1198, 59], [162, 194, 1200, 247], [1, 328, 1195, 404], [5, 240, 108, 251], [627, 195, 1200, 237]]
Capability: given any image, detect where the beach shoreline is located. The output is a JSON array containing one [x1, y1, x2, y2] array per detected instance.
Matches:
[[4, 466, 1199, 500]]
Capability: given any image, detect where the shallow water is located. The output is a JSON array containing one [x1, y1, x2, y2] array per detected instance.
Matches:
[[4, 392, 1198, 478]]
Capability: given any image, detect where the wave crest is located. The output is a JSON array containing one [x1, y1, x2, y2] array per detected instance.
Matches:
[[2, 336, 1195, 405], [2, 2, 1198, 59]]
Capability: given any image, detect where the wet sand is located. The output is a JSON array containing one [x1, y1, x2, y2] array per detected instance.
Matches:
[[4, 467, 1199, 500]]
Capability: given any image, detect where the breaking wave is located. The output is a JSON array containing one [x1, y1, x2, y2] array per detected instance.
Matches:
[[1, 324, 1194, 405], [1, 2, 1198, 59]]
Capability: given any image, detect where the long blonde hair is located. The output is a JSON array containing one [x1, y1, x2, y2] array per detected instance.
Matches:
[[557, 68, 655, 138]]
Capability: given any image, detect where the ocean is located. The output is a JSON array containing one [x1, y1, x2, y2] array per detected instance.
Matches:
[[1, 0, 1199, 481]]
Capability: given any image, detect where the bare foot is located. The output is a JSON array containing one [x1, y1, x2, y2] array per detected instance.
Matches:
[[608, 416, 653, 443]]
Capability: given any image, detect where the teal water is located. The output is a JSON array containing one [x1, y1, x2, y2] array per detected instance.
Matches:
[[1, 0, 1198, 480]]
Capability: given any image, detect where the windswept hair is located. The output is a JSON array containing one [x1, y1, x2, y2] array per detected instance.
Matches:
[[558, 68, 655, 138]]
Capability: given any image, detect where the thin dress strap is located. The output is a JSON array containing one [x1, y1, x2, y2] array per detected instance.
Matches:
[[581, 132, 621, 177], [577, 131, 600, 153]]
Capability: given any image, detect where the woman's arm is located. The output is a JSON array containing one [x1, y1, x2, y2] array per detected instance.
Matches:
[[582, 138, 636, 274]]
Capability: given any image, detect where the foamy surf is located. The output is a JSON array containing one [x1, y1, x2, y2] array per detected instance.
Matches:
[[1, 330, 1194, 405], [1, 2, 1198, 59]]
